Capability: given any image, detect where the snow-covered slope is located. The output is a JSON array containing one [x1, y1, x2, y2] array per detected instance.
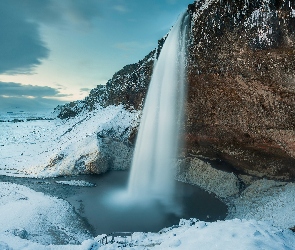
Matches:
[[0, 105, 139, 178], [0, 182, 91, 246], [0, 217, 294, 249], [227, 179, 295, 229]]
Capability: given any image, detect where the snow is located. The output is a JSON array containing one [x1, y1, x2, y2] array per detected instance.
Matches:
[[55, 180, 95, 187], [192, 0, 216, 20], [0, 105, 139, 178], [0, 216, 294, 249], [227, 179, 295, 229], [243, 0, 279, 47], [0, 182, 91, 246]]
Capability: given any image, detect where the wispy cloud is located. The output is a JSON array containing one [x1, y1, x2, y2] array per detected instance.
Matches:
[[80, 87, 91, 92], [9, 0, 103, 27], [0, 95, 66, 111]]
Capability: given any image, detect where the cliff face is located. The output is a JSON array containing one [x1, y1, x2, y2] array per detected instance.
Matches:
[[57, 0, 295, 180], [185, 0, 295, 180]]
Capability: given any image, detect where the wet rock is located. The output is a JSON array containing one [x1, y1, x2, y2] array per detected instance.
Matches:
[[12, 228, 29, 239], [176, 157, 240, 198], [97, 129, 134, 171]]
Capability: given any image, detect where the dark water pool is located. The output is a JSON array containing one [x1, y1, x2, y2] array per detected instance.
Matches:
[[0, 171, 227, 235], [61, 171, 227, 235]]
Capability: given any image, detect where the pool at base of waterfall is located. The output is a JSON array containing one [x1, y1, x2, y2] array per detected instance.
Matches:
[[0, 170, 227, 236]]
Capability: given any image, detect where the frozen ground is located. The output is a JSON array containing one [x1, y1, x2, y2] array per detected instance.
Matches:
[[0, 213, 294, 249], [1, 105, 295, 249], [227, 179, 295, 229], [0, 105, 139, 178], [0, 182, 91, 247]]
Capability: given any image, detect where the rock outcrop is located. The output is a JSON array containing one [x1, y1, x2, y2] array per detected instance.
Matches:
[[56, 0, 295, 180], [97, 128, 134, 171], [185, 0, 295, 180], [176, 157, 241, 198]]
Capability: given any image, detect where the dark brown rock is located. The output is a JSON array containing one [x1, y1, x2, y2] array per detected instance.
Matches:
[[185, 0, 295, 180]]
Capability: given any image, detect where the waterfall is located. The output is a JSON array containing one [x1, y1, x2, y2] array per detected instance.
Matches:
[[128, 12, 190, 202]]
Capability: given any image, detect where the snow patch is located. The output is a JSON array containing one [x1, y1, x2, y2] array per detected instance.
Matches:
[[55, 180, 95, 187], [227, 179, 295, 229], [2, 218, 294, 249], [244, 2, 274, 47], [192, 0, 216, 21], [0, 182, 91, 245]]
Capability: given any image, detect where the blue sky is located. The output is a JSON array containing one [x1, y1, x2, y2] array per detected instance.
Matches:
[[0, 0, 193, 111]]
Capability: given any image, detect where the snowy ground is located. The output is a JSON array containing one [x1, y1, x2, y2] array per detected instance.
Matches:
[[0, 182, 91, 247], [1, 105, 295, 249], [1, 213, 295, 249], [0, 105, 139, 178], [227, 179, 295, 229]]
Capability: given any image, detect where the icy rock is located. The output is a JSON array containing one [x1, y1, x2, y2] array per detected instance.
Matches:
[[176, 157, 240, 198]]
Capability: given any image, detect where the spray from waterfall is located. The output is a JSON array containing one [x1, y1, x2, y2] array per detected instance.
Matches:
[[128, 12, 190, 203]]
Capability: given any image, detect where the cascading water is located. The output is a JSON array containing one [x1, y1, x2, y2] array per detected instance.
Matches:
[[128, 12, 190, 202]]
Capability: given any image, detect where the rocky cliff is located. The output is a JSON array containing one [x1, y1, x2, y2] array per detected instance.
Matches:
[[57, 0, 295, 180], [185, 0, 295, 180]]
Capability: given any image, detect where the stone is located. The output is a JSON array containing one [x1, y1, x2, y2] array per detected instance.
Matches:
[[97, 129, 134, 171], [176, 157, 240, 198], [185, 0, 295, 180]]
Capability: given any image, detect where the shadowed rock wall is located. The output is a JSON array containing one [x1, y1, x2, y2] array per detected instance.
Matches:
[[185, 0, 295, 180]]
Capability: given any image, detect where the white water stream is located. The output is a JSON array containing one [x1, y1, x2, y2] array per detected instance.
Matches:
[[128, 12, 190, 202]]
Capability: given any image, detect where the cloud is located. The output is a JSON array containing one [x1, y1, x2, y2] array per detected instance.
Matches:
[[62, 0, 102, 25], [0, 0, 104, 74], [0, 81, 71, 112], [0, 81, 69, 99], [0, 2, 49, 74], [0, 95, 66, 112], [80, 88, 92, 92], [11, 0, 103, 27]]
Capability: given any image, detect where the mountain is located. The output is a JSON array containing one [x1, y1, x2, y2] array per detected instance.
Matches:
[[56, 0, 295, 180]]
